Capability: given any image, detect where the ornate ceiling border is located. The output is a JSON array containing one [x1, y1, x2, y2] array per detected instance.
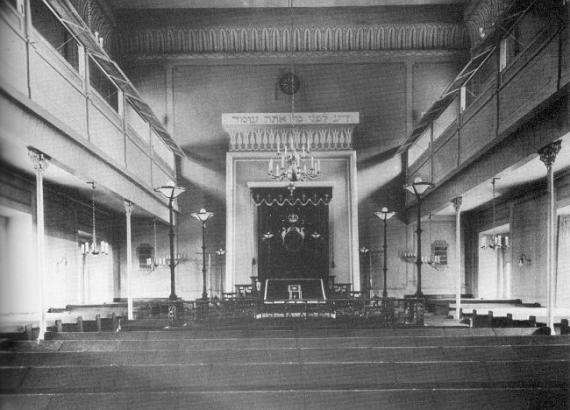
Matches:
[[222, 113, 359, 152], [126, 49, 466, 63], [117, 23, 469, 57]]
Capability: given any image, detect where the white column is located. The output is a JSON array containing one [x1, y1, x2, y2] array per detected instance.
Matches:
[[124, 201, 134, 320], [28, 148, 49, 339], [452, 197, 462, 320], [538, 140, 561, 335]]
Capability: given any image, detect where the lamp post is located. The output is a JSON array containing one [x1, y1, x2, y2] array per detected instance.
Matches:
[[216, 248, 225, 298], [191, 208, 214, 300], [374, 207, 395, 298], [359, 247, 371, 297], [404, 177, 434, 298], [154, 184, 186, 300]]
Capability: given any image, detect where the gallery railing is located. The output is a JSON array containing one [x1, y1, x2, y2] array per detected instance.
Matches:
[[183, 296, 424, 326]]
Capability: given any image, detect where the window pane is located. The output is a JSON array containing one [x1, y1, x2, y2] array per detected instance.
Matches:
[[30, 1, 79, 71], [89, 58, 118, 111]]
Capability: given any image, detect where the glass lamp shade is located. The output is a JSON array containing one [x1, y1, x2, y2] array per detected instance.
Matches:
[[154, 184, 185, 200], [374, 207, 395, 221], [191, 208, 214, 223], [404, 177, 434, 196]]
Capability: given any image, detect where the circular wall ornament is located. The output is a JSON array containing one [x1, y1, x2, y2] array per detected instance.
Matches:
[[279, 72, 300, 95], [281, 226, 305, 252]]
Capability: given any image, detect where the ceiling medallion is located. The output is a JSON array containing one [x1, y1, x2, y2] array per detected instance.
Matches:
[[278, 72, 300, 95]]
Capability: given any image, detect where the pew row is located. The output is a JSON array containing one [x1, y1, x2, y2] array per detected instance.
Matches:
[[452, 304, 570, 334]]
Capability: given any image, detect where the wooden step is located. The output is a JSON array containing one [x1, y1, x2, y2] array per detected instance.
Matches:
[[1, 388, 567, 410], [1, 361, 567, 393], [42, 326, 543, 341], [1, 344, 569, 367], [5, 335, 570, 354]]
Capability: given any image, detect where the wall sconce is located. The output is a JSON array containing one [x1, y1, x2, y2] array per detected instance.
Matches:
[[56, 257, 68, 266], [518, 253, 531, 267]]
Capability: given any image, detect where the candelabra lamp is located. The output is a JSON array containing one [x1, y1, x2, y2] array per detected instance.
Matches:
[[359, 247, 371, 297], [374, 207, 395, 298], [191, 208, 214, 320], [404, 177, 434, 298], [191, 208, 214, 300], [154, 183, 186, 326], [216, 248, 225, 297]]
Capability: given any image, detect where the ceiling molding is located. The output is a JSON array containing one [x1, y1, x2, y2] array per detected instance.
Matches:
[[112, 0, 468, 9], [221, 112, 359, 152], [124, 49, 467, 64], [117, 23, 469, 57]]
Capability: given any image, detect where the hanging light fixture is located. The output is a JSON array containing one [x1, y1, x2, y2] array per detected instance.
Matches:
[[82, 182, 109, 256], [480, 177, 510, 250], [267, 0, 320, 191]]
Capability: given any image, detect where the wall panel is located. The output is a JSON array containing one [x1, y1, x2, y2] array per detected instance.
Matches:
[[433, 133, 458, 184], [88, 100, 124, 165], [29, 48, 87, 138], [498, 39, 559, 135], [459, 99, 496, 164], [126, 103, 150, 147], [126, 138, 152, 187], [0, 9, 27, 94], [151, 162, 174, 188]]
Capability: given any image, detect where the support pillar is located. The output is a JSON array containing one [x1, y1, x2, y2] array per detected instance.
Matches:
[[124, 201, 134, 320], [28, 148, 49, 340], [538, 140, 561, 335], [452, 196, 462, 320], [415, 200, 423, 297]]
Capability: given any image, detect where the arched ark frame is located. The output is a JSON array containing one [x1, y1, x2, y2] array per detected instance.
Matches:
[[252, 187, 333, 292], [225, 154, 360, 295]]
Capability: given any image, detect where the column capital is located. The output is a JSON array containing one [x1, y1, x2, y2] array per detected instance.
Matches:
[[451, 196, 463, 212], [27, 147, 49, 174], [538, 140, 562, 167], [124, 200, 134, 215]]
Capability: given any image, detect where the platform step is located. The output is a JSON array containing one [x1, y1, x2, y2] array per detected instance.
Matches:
[[1, 360, 568, 393], [1, 344, 569, 366], [1, 388, 567, 410]]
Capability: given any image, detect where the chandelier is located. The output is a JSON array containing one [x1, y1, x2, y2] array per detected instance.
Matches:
[[480, 177, 510, 250], [400, 213, 444, 269], [268, 135, 320, 184], [267, 0, 321, 191], [142, 218, 187, 269], [81, 182, 109, 256]]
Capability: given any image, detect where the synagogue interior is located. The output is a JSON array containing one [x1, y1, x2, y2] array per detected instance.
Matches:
[[0, 0, 569, 408]]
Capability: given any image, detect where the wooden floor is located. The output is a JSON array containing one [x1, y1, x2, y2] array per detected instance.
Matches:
[[1, 320, 569, 409]]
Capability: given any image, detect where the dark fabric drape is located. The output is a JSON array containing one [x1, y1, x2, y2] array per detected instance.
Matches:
[[252, 187, 332, 207], [253, 188, 330, 286]]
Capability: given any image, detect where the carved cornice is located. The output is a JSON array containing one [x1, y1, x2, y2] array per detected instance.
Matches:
[[127, 49, 465, 63], [222, 113, 359, 152], [117, 23, 468, 57]]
